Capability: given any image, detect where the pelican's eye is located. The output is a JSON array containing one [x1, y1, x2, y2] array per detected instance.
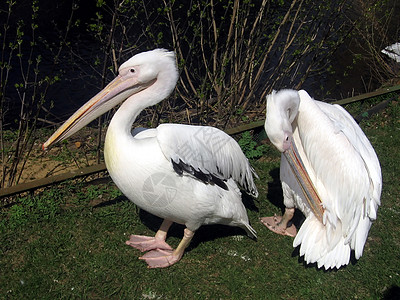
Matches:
[[130, 68, 135, 73]]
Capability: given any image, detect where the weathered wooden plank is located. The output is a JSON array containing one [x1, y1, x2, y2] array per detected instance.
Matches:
[[225, 120, 265, 135], [332, 85, 400, 105], [0, 163, 107, 198], [354, 98, 393, 123]]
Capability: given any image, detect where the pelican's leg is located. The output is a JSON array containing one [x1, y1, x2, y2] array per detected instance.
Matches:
[[126, 219, 173, 251], [261, 207, 297, 237], [139, 228, 194, 268]]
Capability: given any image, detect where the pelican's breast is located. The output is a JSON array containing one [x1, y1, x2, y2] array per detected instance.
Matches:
[[103, 126, 212, 225]]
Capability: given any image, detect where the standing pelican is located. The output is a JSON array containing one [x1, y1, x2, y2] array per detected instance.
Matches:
[[43, 49, 258, 268], [261, 89, 381, 269]]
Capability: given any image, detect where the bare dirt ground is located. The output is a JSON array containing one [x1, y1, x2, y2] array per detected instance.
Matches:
[[2, 127, 101, 186]]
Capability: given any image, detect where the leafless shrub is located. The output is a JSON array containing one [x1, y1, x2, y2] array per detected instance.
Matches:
[[345, 0, 400, 89], [0, 0, 75, 187]]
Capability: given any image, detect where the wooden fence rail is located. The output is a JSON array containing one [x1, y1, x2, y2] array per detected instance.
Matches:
[[0, 164, 107, 199], [1, 85, 399, 199]]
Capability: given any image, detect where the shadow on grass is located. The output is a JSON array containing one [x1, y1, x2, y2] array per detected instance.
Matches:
[[266, 167, 284, 210], [137, 204, 258, 252], [266, 167, 305, 229], [92, 188, 259, 253], [136, 209, 257, 252], [383, 285, 400, 300], [93, 195, 128, 207], [293, 247, 366, 272]]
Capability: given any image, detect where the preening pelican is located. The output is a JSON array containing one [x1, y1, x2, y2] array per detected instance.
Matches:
[[261, 89, 382, 269], [43, 49, 258, 268]]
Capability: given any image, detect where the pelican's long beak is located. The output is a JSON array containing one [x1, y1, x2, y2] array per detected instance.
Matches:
[[284, 137, 324, 223], [42, 74, 145, 151]]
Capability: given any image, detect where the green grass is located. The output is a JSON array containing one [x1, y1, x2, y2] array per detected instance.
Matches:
[[1, 99, 400, 299]]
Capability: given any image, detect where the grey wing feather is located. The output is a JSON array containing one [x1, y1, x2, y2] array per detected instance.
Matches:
[[157, 124, 258, 197]]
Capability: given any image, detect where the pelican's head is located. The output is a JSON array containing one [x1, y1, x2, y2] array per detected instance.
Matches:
[[42, 49, 178, 150], [264, 89, 300, 153], [119, 49, 178, 105], [265, 89, 325, 224]]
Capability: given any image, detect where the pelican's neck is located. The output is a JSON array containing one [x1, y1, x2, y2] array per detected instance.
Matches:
[[104, 81, 169, 173], [107, 72, 176, 141], [109, 95, 145, 135]]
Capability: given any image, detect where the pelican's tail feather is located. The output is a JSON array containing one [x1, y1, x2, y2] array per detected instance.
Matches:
[[242, 221, 257, 240], [294, 216, 351, 270], [350, 213, 372, 260]]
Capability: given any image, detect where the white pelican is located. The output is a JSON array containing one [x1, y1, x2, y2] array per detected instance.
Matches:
[[43, 49, 258, 268], [261, 89, 382, 269], [381, 42, 400, 63]]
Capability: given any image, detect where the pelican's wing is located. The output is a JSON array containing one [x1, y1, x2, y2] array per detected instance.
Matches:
[[156, 124, 258, 197], [291, 91, 382, 264], [315, 100, 382, 258], [316, 101, 382, 216]]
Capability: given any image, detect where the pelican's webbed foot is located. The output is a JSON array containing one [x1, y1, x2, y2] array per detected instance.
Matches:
[[261, 215, 297, 237], [126, 235, 173, 252], [139, 249, 182, 268]]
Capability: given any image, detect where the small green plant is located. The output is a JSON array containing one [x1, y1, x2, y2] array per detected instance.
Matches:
[[107, 184, 122, 199], [238, 131, 267, 160], [85, 185, 105, 199], [8, 203, 29, 227], [4, 187, 63, 229]]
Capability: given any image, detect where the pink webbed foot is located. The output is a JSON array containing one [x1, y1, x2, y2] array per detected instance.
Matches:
[[125, 235, 173, 252], [139, 249, 182, 268], [260, 215, 297, 237]]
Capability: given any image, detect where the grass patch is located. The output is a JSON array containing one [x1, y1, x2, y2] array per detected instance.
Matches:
[[1, 99, 400, 299]]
